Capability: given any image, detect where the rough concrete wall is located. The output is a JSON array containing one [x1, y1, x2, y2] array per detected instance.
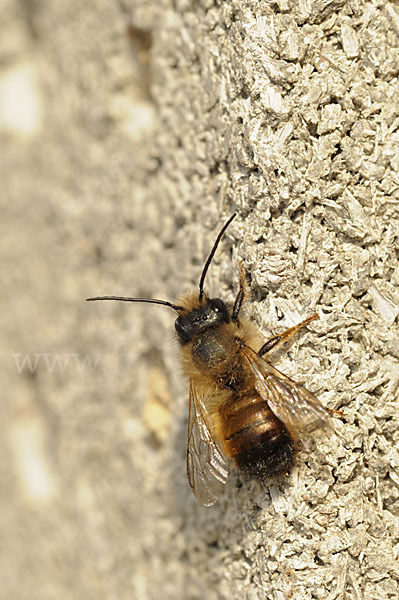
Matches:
[[1, 0, 399, 599]]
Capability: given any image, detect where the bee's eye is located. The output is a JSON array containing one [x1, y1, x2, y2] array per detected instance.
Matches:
[[209, 298, 230, 323], [175, 318, 192, 344]]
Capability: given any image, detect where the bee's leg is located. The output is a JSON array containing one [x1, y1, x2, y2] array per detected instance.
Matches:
[[258, 314, 318, 357], [232, 261, 247, 325]]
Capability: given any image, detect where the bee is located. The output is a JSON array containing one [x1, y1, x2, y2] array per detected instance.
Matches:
[[87, 214, 333, 506]]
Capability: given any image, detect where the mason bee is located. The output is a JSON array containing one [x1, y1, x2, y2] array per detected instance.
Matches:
[[87, 214, 333, 506]]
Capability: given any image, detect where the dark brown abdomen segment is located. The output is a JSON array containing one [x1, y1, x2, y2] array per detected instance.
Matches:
[[220, 394, 295, 481]]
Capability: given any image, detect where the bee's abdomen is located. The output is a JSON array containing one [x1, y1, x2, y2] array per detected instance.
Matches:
[[220, 395, 295, 481]]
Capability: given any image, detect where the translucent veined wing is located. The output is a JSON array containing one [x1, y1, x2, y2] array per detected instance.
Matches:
[[242, 345, 334, 437], [187, 381, 230, 506]]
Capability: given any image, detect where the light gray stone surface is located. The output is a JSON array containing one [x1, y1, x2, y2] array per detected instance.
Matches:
[[1, 1, 399, 599]]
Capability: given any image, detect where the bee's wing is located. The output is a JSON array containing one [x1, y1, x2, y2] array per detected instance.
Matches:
[[242, 345, 333, 437], [187, 381, 230, 506]]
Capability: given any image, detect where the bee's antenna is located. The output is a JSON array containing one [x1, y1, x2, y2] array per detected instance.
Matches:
[[198, 213, 236, 302], [86, 296, 184, 312]]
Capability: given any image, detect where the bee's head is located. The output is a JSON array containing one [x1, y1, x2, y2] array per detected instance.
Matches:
[[175, 297, 230, 344], [86, 214, 236, 341]]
